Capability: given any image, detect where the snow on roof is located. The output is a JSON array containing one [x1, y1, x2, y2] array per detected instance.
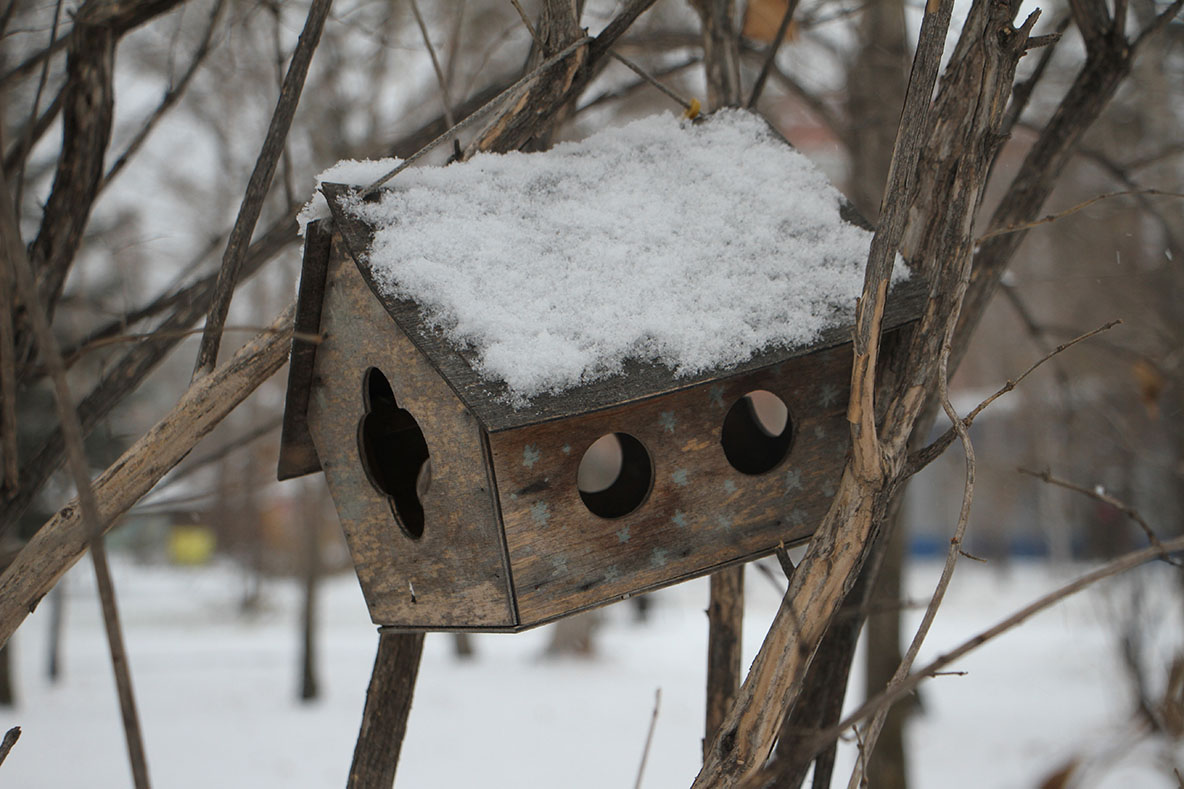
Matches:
[[319, 110, 897, 402]]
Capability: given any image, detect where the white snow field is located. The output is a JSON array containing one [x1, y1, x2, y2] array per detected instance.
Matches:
[[0, 556, 1179, 788]]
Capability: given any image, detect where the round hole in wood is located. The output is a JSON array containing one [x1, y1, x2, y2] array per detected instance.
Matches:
[[721, 390, 793, 475], [577, 433, 653, 519], [357, 367, 430, 539]]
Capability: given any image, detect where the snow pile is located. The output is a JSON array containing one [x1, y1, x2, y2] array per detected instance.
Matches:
[[297, 157, 400, 235], [335, 111, 897, 401]]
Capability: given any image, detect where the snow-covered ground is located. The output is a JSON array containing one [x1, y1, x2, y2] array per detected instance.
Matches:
[[0, 556, 1179, 788]]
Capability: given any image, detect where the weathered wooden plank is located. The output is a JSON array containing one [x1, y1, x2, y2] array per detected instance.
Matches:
[[347, 631, 424, 789], [322, 183, 927, 434], [307, 237, 514, 628], [277, 218, 332, 480], [491, 343, 856, 625]]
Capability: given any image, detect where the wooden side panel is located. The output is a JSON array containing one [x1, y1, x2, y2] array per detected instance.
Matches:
[[278, 219, 332, 480], [308, 237, 514, 628], [491, 344, 855, 625]]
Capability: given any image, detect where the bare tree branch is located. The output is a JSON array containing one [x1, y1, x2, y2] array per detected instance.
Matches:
[[688, 0, 742, 109], [575, 56, 701, 114], [746, 0, 801, 109], [0, 206, 299, 533], [954, 0, 1180, 370], [364, 36, 592, 191], [13, 0, 64, 209], [0, 726, 19, 768], [2, 89, 63, 177], [0, 301, 295, 648], [23, 5, 117, 328], [1018, 467, 1183, 565], [976, 189, 1184, 244], [635, 688, 661, 789], [409, 0, 461, 159], [2, 152, 151, 789], [192, 0, 331, 379], [850, 258, 978, 787], [0, 34, 70, 92], [694, 0, 963, 780], [100, 0, 226, 191], [607, 50, 696, 112], [908, 319, 1121, 475], [800, 534, 1184, 762]]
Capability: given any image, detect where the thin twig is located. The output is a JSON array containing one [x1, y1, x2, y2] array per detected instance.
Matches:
[[754, 560, 787, 593], [738, 47, 848, 148], [775, 543, 797, 580], [167, 416, 282, 489], [0, 0, 16, 39], [802, 533, 1184, 761], [1017, 468, 1183, 566], [409, 0, 461, 159], [443, 4, 465, 93], [1134, 0, 1184, 48], [908, 319, 1121, 475], [192, 0, 332, 380], [0, 33, 70, 91], [51, 325, 318, 370], [268, 1, 297, 208], [575, 56, 701, 114], [0, 158, 15, 494], [57, 233, 223, 363], [0, 303, 295, 647], [101, 0, 226, 191], [999, 16, 1067, 138], [607, 49, 694, 111], [850, 162, 980, 788], [746, 0, 800, 109], [634, 688, 661, 789], [2, 90, 62, 177], [508, 0, 540, 45], [361, 35, 592, 194], [1, 163, 151, 789], [0, 726, 19, 768], [976, 189, 1184, 244], [14, 0, 63, 210]]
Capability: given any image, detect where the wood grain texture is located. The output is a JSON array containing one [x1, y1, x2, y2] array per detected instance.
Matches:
[[347, 631, 424, 789], [491, 343, 856, 625], [278, 218, 332, 480], [307, 238, 514, 629], [322, 182, 927, 433]]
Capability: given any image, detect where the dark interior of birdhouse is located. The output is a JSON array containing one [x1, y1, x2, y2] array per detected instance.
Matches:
[[357, 366, 430, 540]]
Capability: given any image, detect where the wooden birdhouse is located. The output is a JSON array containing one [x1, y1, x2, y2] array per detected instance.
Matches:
[[278, 112, 925, 632]]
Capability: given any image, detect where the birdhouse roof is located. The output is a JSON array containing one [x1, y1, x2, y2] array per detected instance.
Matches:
[[286, 112, 926, 441]]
